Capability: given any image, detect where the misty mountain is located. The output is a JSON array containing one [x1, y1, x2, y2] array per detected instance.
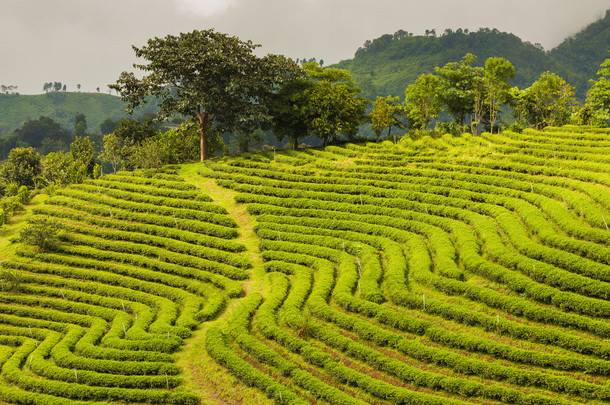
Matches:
[[334, 9, 610, 100]]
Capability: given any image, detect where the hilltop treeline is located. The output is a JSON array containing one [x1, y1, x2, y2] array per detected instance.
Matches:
[[337, 9, 610, 100]]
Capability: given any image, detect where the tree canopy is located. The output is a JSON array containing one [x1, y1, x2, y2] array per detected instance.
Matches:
[[111, 29, 300, 160], [515, 72, 576, 129]]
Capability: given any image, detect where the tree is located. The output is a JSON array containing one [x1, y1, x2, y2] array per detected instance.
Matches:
[[20, 216, 63, 253], [99, 118, 120, 135], [74, 113, 87, 136], [111, 29, 300, 161], [99, 133, 122, 174], [112, 118, 158, 146], [369, 95, 403, 141], [159, 120, 201, 163], [77, 84, 81, 92], [470, 65, 486, 134], [12, 116, 73, 149], [586, 52, 610, 125], [516, 72, 575, 129], [587, 78, 610, 124], [130, 137, 166, 171], [484, 57, 515, 133], [435, 53, 479, 131], [299, 63, 368, 146], [69, 136, 95, 179], [0, 147, 42, 189], [404, 73, 442, 130], [53, 82, 62, 92], [268, 75, 312, 150]]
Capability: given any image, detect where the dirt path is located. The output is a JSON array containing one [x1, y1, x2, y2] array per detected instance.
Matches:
[[176, 164, 272, 405]]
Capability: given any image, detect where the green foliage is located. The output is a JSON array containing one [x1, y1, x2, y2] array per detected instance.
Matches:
[[99, 132, 122, 174], [485, 57, 516, 132], [404, 73, 443, 130], [585, 52, 610, 125], [369, 95, 403, 141], [0, 147, 42, 189], [112, 118, 158, 146], [99, 117, 120, 134], [515, 72, 576, 129], [300, 63, 369, 146], [337, 15, 610, 101], [74, 113, 87, 136], [11, 116, 73, 151], [268, 76, 312, 150], [20, 216, 63, 252], [17, 185, 30, 204], [159, 120, 199, 163], [69, 136, 95, 177], [40, 137, 96, 187], [0, 266, 22, 293], [111, 29, 300, 160], [435, 53, 479, 128]]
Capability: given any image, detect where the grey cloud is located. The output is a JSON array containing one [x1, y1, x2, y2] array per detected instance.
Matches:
[[1, 0, 608, 94]]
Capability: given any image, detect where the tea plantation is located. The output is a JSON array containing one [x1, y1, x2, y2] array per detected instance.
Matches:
[[1, 126, 609, 404]]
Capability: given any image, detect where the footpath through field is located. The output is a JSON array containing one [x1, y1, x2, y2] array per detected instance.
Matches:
[[176, 163, 273, 405]]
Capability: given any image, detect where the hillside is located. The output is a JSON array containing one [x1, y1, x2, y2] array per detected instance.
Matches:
[[0, 92, 158, 138], [0, 126, 609, 403], [335, 9, 610, 100], [551, 9, 610, 96]]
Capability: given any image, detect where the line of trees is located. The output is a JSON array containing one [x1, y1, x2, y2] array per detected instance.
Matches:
[[370, 51, 610, 137], [0, 85, 18, 95], [43, 82, 67, 93], [109, 29, 610, 162]]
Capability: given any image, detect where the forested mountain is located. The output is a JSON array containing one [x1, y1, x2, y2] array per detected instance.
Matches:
[[334, 9, 610, 100], [550, 10, 610, 96]]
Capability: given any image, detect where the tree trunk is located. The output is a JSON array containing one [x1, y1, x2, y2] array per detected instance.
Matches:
[[292, 136, 298, 150], [195, 107, 212, 162], [199, 125, 206, 162]]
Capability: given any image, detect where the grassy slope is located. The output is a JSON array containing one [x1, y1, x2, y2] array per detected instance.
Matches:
[[1, 127, 609, 404], [0, 194, 46, 405], [0, 193, 47, 261], [0, 92, 159, 137]]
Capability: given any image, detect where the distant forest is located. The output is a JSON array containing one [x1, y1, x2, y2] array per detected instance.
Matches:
[[334, 9, 610, 100]]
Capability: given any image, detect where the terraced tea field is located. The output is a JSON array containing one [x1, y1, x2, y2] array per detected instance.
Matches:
[[1, 126, 610, 404]]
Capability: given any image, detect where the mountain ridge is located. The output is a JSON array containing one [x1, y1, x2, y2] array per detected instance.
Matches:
[[333, 9, 610, 100]]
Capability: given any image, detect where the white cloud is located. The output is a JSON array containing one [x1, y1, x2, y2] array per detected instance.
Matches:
[[175, 0, 237, 17]]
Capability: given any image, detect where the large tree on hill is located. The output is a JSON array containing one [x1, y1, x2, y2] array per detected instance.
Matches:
[[110, 29, 300, 161]]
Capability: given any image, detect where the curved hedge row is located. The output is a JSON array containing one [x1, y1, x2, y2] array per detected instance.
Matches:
[[0, 170, 249, 404], [204, 127, 610, 404]]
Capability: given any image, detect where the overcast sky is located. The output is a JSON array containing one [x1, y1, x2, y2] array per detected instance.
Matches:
[[1, 0, 609, 94]]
